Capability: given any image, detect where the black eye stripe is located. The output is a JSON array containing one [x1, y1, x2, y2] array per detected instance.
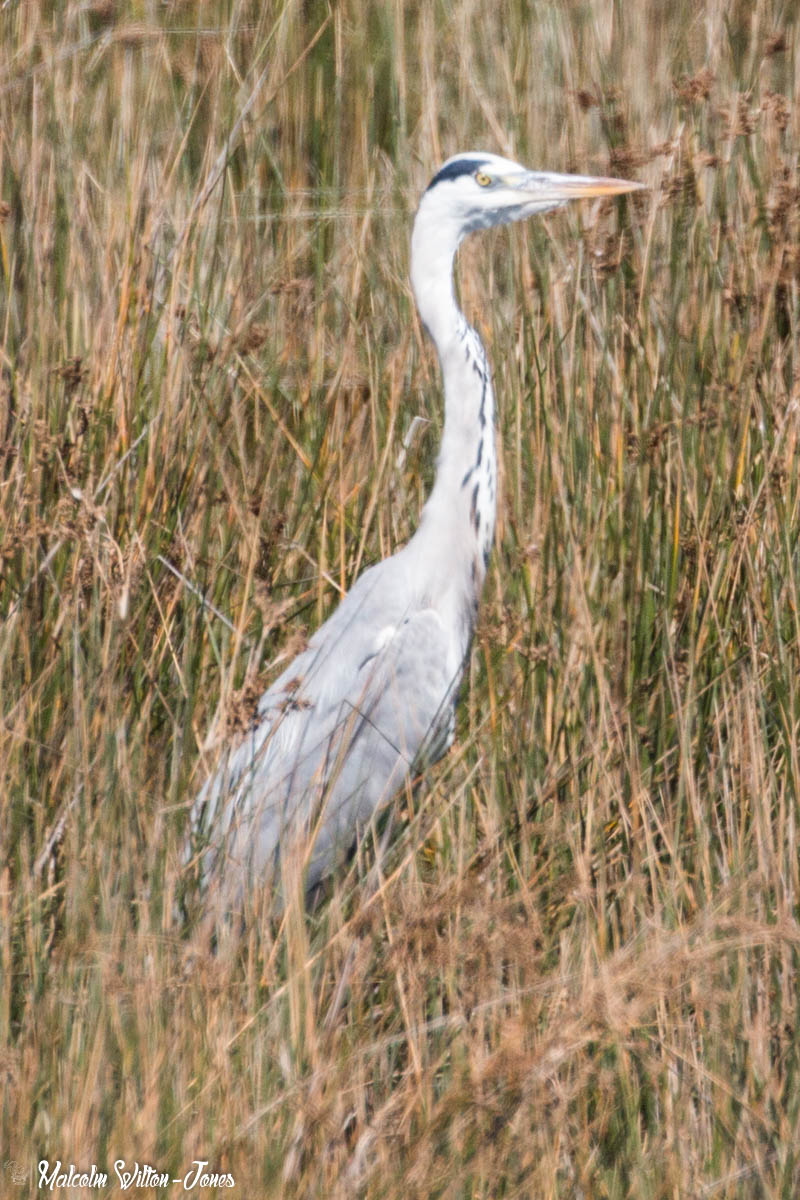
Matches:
[[426, 158, 490, 191]]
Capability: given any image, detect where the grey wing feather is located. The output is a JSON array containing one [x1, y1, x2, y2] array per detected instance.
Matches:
[[188, 558, 462, 907]]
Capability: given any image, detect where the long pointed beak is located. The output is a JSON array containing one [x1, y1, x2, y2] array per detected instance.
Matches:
[[508, 170, 644, 203]]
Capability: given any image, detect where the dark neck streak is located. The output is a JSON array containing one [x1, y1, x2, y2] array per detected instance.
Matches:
[[414, 315, 497, 631]]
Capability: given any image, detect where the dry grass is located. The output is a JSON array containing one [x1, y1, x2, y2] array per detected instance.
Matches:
[[2, 0, 800, 1195]]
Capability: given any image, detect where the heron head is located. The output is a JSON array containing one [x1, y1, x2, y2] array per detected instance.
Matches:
[[423, 151, 643, 238]]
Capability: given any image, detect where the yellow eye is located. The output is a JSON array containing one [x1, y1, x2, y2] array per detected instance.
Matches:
[[475, 171, 492, 187]]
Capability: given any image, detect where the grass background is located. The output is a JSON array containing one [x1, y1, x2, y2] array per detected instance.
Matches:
[[2, 0, 800, 1194]]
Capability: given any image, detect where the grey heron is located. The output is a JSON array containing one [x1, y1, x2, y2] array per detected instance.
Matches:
[[186, 151, 641, 916]]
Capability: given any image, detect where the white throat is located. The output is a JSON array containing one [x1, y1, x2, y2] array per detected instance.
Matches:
[[407, 190, 498, 643]]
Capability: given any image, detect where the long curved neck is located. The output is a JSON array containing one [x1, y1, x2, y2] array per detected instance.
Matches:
[[408, 197, 497, 636]]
